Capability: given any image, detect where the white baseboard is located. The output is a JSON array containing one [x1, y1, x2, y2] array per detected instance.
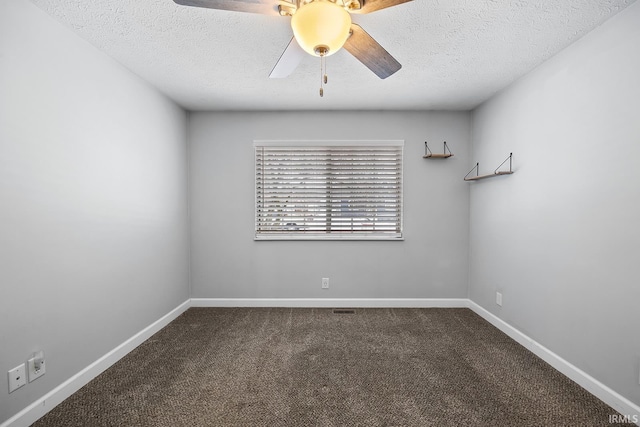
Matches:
[[1, 299, 191, 427], [190, 298, 469, 308], [468, 301, 640, 425]]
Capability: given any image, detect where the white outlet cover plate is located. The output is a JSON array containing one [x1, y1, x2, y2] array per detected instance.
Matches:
[[28, 355, 46, 382], [8, 364, 26, 393]]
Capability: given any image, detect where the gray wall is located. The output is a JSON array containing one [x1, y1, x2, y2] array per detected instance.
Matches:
[[189, 111, 471, 299], [0, 0, 190, 422], [469, 1, 640, 406]]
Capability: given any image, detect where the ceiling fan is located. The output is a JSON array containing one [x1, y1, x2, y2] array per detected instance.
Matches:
[[173, 0, 413, 96]]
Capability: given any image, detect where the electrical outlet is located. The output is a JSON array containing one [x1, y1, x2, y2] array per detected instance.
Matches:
[[496, 292, 503, 307], [322, 278, 329, 289], [28, 351, 46, 382], [8, 364, 26, 393]]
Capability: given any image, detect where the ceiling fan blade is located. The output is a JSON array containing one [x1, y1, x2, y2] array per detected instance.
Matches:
[[269, 37, 305, 78], [353, 0, 413, 14], [343, 24, 401, 79], [173, 0, 280, 16]]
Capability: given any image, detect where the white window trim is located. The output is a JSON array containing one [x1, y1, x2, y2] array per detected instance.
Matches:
[[254, 140, 404, 241], [254, 140, 405, 147]]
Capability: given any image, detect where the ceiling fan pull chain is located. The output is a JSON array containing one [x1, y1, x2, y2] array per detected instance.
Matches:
[[319, 54, 325, 97], [324, 55, 328, 84]]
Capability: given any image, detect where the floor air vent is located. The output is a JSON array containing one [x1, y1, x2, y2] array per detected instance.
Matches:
[[332, 309, 356, 314]]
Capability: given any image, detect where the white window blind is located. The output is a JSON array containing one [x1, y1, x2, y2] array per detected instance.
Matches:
[[255, 141, 403, 240]]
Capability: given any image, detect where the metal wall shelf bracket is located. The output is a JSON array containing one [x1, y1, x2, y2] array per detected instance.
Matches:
[[464, 153, 514, 181], [424, 141, 453, 158]]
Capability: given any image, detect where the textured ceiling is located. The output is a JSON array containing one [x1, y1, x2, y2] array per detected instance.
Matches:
[[29, 0, 636, 111]]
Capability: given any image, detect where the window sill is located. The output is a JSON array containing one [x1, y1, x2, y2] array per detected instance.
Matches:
[[254, 235, 404, 241]]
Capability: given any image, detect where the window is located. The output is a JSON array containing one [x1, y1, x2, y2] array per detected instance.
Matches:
[[255, 140, 403, 240]]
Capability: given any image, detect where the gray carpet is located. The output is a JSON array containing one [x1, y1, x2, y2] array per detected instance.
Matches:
[[33, 308, 632, 426]]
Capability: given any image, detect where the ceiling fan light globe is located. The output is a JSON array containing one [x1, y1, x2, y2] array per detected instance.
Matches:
[[291, 0, 352, 57]]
